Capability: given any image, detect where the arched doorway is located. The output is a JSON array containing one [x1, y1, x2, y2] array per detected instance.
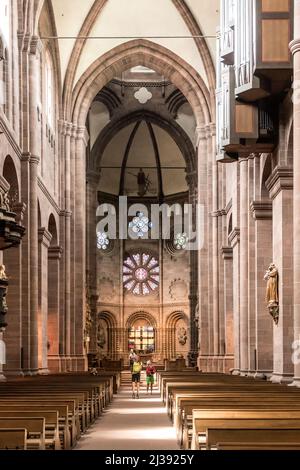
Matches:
[[165, 311, 189, 360]]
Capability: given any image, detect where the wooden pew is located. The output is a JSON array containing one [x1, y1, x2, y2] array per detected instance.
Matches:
[[190, 410, 300, 450], [0, 417, 45, 450], [178, 401, 300, 447], [174, 395, 300, 442], [0, 411, 59, 450], [0, 404, 70, 449], [0, 429, 27, 450], [206, 428, 300, 450], [0, 397, 78, 446], [216, 442, 300, 450]]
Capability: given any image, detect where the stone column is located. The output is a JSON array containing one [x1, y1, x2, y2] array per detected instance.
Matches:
[[239, 157, 249, 375], [60, 121, 73, 366], [221, 247, 234, 372], [48, 247, 63, 372], [38, 228, 52, 374], [28, 37, 42, 374], [186, 171, 198, 367], [290, 0, 300, 386], [73, 125, 89, 371], [247, 157, 256, 375], [212, 132, 219, 363], [86, 170, 99, 356], [250, 201, 273, 378], [266, 167, 294, 382], [229, 228, 240, 374], [70, 125, 76, 363], [196, 126, 209, 371]]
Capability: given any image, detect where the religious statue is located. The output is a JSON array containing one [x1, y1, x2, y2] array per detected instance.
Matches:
[[178, 326, 187, 346], [127, 168, 151, 197], [264, 263, 279, 325], [0, 265, 7, 281], [97, 322, 106, 349], [0, 188, 10, 212], [0, 267, 8, 329]]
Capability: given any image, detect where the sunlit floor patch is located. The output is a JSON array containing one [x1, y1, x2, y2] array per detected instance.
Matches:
[[75, 374, 179, 450]]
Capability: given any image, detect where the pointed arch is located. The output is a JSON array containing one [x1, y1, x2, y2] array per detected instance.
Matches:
[[70, 39, 212, 127]]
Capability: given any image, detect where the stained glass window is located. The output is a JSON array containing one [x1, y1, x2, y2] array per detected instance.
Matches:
[[128, 324, 155, 353], [123, 252, 159, 295]]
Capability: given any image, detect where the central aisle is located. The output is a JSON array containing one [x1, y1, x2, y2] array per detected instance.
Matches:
[[75, 371, 179, 450]]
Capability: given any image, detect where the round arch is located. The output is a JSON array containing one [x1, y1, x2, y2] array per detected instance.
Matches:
[[261, 154, 273, 199], [126, 311, 157, 329], [48, 213, 58, 246], [90, 109, 196, 176], [166, 310, 189, 360], [97, 311, 118, 359], [98, 310, 117, 328], [70, 40, 212, 127], [2, 155, 19, 204]]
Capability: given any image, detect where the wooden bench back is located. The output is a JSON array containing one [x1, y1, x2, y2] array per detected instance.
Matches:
[[0, 428, 27, 450]]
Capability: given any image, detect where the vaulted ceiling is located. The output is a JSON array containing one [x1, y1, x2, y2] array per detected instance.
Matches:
[[39, 0, 219, 92]]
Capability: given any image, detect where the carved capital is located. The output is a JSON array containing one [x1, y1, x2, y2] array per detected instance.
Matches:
[[48, 246, 63, 260], [266, 166, 293, 200], [58, 120, 73, 137], [38, 228, 52, 248], [221, 246, 233, 260], [250, 200, 273, 220]]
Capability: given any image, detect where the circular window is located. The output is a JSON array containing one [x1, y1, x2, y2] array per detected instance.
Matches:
[[123, 253, 159, 295]]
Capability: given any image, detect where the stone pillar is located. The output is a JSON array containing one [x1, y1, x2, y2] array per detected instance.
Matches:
[[86, 170, 100, 355], [48, 247, 63, 372], [73, 125, 89, 371], [247, 157, 256, 375], [70, 126, 76, 363], [290, 0, 300, 386], [38, 228, 52, 374], [229, 228, 240, 374], [59, 121, 73, 368], [266, 167, 294, 382], [250, 201, 273, 378], [221, 247, 234, 372], [212, 136, 219, 362], [196, 126, 209, 371], [186, 171, 198, 367], [239, 157, 249, 375], [28, 37, 42, 374]]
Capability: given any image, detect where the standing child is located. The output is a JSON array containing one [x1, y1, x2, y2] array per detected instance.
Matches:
[[146, 360, 156, 394]]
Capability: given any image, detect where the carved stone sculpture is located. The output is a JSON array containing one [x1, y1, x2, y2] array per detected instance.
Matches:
[[264, 263, 279, 325], [0, 187, 10, 212], [97, 322, 106, 349], [178, 326, 187, 346], [0, 272, 8, 329], [0, 265, 7, 280]]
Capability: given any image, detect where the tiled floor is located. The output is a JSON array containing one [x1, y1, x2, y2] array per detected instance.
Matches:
[[75, 372, 179, 450]]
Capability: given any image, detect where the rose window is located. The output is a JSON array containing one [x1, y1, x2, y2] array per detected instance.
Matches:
[[123, 253, 159, 295]]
